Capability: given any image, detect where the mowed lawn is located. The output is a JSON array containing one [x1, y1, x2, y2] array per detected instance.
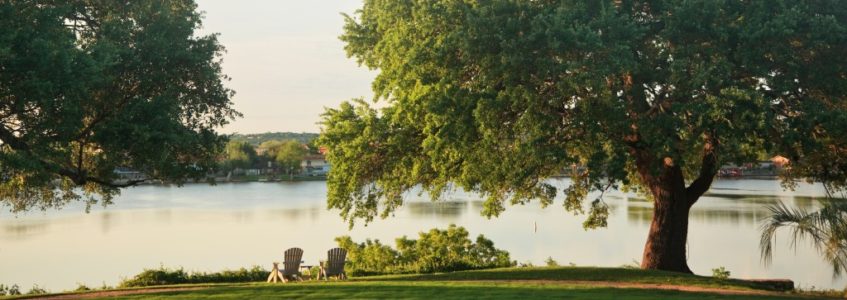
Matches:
[[109, 281, 801, 300], [16, 267, 823, 299]]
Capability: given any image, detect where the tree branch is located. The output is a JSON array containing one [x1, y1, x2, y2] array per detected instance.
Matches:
[[686, 139, 718, 206], [2, 124, 146, 189], [85, 176, 148, 188]]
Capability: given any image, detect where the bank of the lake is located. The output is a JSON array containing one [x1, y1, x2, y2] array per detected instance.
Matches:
[[0, 179, 842, 292], [13, 267, 833, 300]]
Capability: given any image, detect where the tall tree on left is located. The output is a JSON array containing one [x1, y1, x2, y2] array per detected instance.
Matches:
[[0, 1, 240, 212]]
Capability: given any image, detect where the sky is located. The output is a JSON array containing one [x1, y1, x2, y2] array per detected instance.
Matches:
[[195, 0, 376, 134]]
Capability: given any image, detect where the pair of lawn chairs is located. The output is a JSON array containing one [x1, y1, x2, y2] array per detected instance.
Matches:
[[267, 247, 348, 283]]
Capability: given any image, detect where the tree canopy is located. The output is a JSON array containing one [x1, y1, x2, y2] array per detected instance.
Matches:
[[274, 140, 308, 174], [222, 140, 257, 170], [319, 0, 847, 272], [230, 132, 318, 147], [0, 1, 238, 212]]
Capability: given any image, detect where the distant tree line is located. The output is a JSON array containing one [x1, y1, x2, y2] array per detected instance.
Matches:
[[230, 132, 319, 147], [220, 133, 320, 177]]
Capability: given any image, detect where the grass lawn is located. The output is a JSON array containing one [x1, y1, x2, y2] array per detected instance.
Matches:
[[11, 267, 831, 299], [356, 267, 792, 291], [105, 281, 805, 300]]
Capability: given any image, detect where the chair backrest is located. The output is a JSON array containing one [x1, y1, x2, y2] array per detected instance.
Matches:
[[325, 247, 347, 275], [283, 247, 303, 275]]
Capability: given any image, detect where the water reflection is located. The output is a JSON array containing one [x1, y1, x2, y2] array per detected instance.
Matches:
[[792, 196, 826, 210], [266, 206, 322, 222], [406, 201, 469, 219], [0, 179, 842, 292], [230, 211, 254, 223], [100, 211, 116, 234], [155, 209, 172, 224], [628, 206, 769, 226], [3, 221, 49, 240], [626, 194, 822, 226], [703, 193, 782, 203]]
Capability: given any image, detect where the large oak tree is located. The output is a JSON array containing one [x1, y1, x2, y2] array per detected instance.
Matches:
[[319, 0, 847, 273], [0, 1, 239, 212]]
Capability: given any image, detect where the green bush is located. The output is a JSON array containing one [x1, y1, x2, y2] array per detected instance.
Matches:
[[120, 266, 268, 288], [0, 284, 21, 296], [74, 283, 92, 292], [26, 284, 47, 295], [337, 225, 515, 276], [711, 266, 731, 280]]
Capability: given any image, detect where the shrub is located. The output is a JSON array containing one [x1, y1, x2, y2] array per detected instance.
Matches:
[[336, 236, 404, 276], [545, 257, 559, 267], [75, 283, 92, 292], [0, 284, 21, 296], [26, 284, 47, 295], [712, 266, 731, 280], [120, 266, 268, 288], [337, 225, 515, 276]]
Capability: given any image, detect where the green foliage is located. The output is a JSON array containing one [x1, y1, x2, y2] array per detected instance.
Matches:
[[711, 267, 731, 280], [74, 283, 92, 292], [25, 284, 47, 295], [760, 200, 847, 276], [0, 1, 238, 212], [96, 278, 795, 299], [119, 266, 268, 288], [336, 225, 515, 276], [258, 139, 307, 173], [544, 257, 559, 267], [231, 132, 319, 147], [275, 140, 308, 174], [336, 236, 405, 276], [518, 261, 535, 268], [222, 140, 257, 170], [0, 284, 21, 296], [320, 0, 847, 233]]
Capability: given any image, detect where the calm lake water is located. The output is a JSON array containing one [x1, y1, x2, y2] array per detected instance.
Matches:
[[0, 179, 842, 291]]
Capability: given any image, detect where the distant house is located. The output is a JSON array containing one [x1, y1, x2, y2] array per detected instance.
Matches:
[[301, 154, 330, 176], [771, 155, 790, 167], [720, 156, 790, 178]]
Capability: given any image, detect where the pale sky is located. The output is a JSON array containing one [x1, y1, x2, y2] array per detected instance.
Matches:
[[196, 1, 376, 134]]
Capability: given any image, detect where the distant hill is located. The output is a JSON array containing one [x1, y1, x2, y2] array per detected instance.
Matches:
[[230, 132, 318, 146]]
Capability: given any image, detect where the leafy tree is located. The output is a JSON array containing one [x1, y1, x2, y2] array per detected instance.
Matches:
[[319, 0, 847, 273], [222, 140, 257, 170], [0, 1, 238, 212], [231, 132, 318, 147], [257, 139, 306, 174], [257, 140, 284, 158], [761, 200, 847, 277], [275, 140, 307, 175]]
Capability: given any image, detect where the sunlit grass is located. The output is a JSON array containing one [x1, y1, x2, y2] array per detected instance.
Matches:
[[13, 267, 813, 300]]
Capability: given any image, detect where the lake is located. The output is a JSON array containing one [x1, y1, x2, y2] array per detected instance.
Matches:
[[0, 179, 842, 291]]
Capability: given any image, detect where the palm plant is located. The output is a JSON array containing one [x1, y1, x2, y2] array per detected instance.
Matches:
[[760, 200, 847, 276]]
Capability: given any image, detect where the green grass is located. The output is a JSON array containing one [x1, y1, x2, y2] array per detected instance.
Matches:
[[354, 267, 787, 291], [9, 267, 825, 299], [107, 281, 802, 300]]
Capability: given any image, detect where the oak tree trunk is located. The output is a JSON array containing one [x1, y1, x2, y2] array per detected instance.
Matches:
[[640, 169, 694, 273], [633, 147, 716, 274]]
